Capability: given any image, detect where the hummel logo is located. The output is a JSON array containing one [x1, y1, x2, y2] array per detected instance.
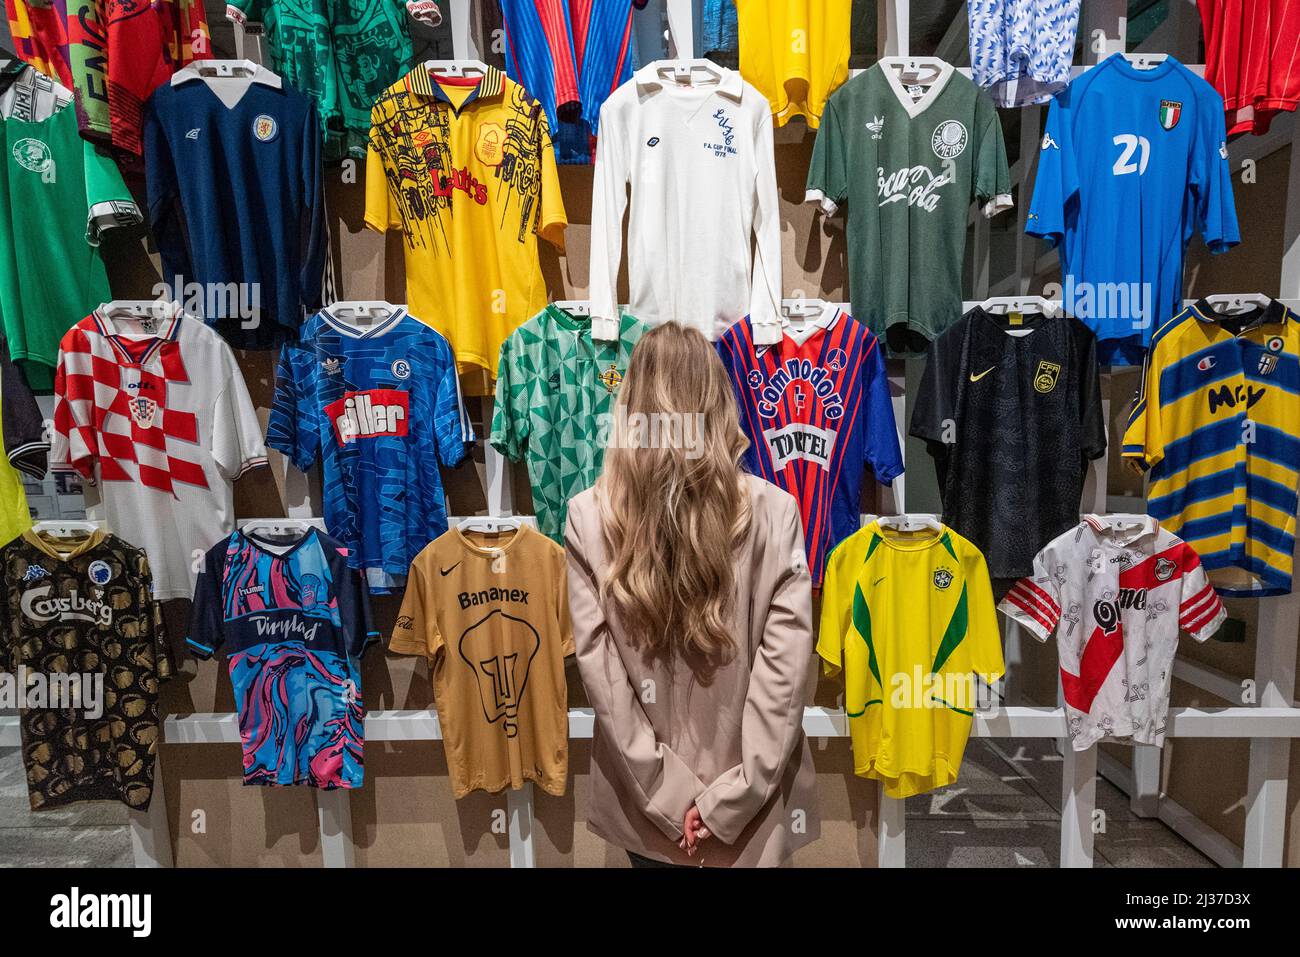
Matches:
[[867, 115, 884, 139], [185, 128, 201, 140], [440, 562, 461, 576]]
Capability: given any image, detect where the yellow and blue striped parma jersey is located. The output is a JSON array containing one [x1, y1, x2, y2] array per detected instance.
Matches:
[[817, 521, 1004, 798], [1122, 299, 1300, 597]]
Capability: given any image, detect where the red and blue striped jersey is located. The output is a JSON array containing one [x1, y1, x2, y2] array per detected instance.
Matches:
[[718, 309, 903, 585]]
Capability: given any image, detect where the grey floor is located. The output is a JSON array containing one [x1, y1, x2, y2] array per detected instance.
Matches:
[[0, 741, 1212, 867], [906, 738, 1214, 867]]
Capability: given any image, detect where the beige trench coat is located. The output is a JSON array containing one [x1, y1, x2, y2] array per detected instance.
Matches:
[[565, 475, 820, 866]]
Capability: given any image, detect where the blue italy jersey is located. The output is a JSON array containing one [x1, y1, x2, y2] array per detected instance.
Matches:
[[1027, 55, 1240, 366], [717, 309, 903, 586], [187, 528, 378, 789], [267, 308, 474, 593]]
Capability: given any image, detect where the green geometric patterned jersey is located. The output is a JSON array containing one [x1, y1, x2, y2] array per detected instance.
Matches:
[[491, 305, 645, 542]]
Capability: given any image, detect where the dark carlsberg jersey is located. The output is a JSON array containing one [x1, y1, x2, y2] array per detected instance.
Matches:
[[910, 308, 1107, 578]]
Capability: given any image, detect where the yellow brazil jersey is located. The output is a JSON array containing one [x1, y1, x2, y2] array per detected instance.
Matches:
[[365, 66, 567, 392], [735, 0, 851, 130], [818, 521, 1004, 798], [1122, 299, 1300, 597]]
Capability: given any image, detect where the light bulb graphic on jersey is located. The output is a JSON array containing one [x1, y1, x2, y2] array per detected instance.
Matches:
[[458, 609, 540, 738]]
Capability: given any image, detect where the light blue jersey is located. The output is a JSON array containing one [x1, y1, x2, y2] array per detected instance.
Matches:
[[968, 0, 1081, 107], [1027, 55, 1240, 366]]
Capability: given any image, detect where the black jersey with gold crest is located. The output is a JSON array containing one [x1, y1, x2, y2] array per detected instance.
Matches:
[[910, 308, 1107, 579], [0, 529, 170, 810]]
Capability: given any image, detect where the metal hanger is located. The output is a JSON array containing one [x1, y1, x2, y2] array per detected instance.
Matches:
[[648, 58, 725, 86], [423, 58, 490, 79], [1201, 293, 1273, 315], [877, 514, 944, 534], [327, 301, 402, 327], [979, 295, 1060, 317], [1123, 52, 1169, 70], [239, 517, 325, 540], [457, 515, 523, 535], [880, 55, 948, 85], [32, 519, 105, 539]]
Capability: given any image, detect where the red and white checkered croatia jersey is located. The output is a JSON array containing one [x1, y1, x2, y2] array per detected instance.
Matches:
[[998, 516, 1225, 750], [52, 307, 267, 599]]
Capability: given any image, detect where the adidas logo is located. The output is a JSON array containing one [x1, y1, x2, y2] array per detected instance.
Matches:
[[185, 128, 201, 140], [321, 357, 341, 374]]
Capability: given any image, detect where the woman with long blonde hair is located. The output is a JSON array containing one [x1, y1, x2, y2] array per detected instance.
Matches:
[[565, 322, 819, 867]]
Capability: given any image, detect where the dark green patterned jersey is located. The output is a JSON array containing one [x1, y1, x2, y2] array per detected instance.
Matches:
[[227, 0, 413, 160], [0, 529, 170, 811], [491, 305, 645, 541]]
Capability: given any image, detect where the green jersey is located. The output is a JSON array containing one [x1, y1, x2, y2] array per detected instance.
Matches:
[[227, 0, 413, 161], [491, 304, 645, 542], [0, 66, 140, 390], [806, 62, 1011, 353]]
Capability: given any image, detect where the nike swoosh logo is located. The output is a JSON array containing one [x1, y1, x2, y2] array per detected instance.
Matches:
[[439, 562, 461, 576], [969, 367, 995, 382], [872, 576, 886, 586]]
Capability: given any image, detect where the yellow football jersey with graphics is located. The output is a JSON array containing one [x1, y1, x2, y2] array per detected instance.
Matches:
[[818, 521, 1004, 798], [365, 67, 567, 392]]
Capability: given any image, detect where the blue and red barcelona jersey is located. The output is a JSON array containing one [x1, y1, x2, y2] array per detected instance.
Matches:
[[267, 307, 474, 594], [187, 528, 378, 789], [500, 0, 635, 164], [718, 309, 904, 585]]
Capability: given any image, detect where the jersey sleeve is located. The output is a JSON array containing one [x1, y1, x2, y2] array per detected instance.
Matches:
[[186, 542, 227, 660], [136, 551, 173, 679], [364, 112, 400, 232], [748, 108, 782, 343], [299, 103, 326, 315], [1, 338, 49, 479], [1192, 88, 1240, 254], [962, 543, 1006, 683], [339, 557, 380, 658], [537, 111, 567, 250], [211, 346, 268, 480], [266, 344, 319, 472], [1025, 92, 1076, 246], [225, 0, 263, 25], [83, 139, 142, 246], [908, 325, 961, 490], [51, 328, 99, 483], [143, 99, 190, 285], [1178, 544, 1226, 642], [1121, 341, 1164, 469], [555, 544, 575, 657], [588, 93, 631, 336], [489, 337, 529, 460], [1077, 325, 1108, 462], [432, 334, 473, 468], [804, 95, 846, 215], [863, 335, 903, 484], [998, 546, 1063, 643], [974, 93, 1012, 217], [390, 555, 441, 658], [815, 542, 850, 676]]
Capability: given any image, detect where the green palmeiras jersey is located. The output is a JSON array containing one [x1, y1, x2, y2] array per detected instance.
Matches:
[[491, 304, 645, 542], [806, 61, 1012, 353]]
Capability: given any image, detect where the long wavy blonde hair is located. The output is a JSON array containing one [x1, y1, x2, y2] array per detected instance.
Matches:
[[596, 322, 752, 662]]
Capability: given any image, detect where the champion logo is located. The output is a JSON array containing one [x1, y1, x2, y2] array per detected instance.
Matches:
[[325, 389, 410, 445], [185, 128, 201, 140], [1197, 355, 1216, 372]]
